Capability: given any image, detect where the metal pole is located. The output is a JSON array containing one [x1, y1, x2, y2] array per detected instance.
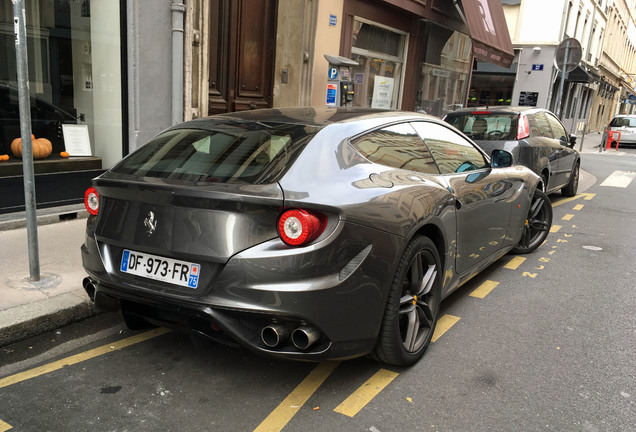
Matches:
[[555, 40, 570, 118], [13, 0, 40, 281], [171, 1, 185, 125]]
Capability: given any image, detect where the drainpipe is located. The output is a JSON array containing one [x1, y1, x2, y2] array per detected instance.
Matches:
[[171, 1, 185, 125]]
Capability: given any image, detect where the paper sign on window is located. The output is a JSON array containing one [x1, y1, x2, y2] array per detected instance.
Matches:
[[62, 124, 92, 156]]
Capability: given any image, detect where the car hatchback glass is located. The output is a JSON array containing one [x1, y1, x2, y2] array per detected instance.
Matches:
[[445, 113, 517, 141], [111, 125, 319, 184]]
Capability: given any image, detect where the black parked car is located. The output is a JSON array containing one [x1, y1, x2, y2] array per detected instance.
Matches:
[[444, 106, 580, 196], [81, 107, 551, 366]]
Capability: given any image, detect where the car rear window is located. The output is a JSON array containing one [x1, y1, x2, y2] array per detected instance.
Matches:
[[444, 113, 518, 141], [111, 123, 320, 184], [609, 117, 636, 127]]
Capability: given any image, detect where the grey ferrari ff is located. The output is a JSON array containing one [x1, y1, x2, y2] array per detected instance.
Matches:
[[81, 107, 552, 366]]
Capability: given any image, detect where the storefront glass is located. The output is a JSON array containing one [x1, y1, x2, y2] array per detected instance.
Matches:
[[415, 22, 472, 117], [349, 18, 407, 109], [0, 0, 123, 170]]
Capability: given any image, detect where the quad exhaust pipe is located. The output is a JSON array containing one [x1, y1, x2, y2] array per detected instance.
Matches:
[[291, 326, 321, 350], [82, 277, 96, 301], [261, 323, 290, 348], [260, 323, 321, 350]]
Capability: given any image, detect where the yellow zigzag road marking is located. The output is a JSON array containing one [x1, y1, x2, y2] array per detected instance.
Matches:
[[551, 193, 594, 208], [254, 361, 339, 432], [334, 369, 399, 417], [0, 328, 171, 389]]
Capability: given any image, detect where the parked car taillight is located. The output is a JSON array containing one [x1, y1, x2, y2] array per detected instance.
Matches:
[[517, 114, 530, 139], [84, 187, 99, 215], [277, 209, 326, 246]]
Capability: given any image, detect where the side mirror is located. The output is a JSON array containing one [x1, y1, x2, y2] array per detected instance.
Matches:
[[569, 134, 577, 147], [490, 149, 513, 168]]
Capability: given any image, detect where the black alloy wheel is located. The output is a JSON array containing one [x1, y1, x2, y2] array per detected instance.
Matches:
[[561, 161, 580, 197], [512, 189, 553, 254], [372, 236, 441, 366]]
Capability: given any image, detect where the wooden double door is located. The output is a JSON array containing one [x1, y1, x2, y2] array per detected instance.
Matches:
[[208, 0, 277, 114]]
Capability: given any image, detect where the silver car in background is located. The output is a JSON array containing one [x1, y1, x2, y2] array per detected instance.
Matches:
[[444, 106, 580, 196], [603, 114, 636, 148]]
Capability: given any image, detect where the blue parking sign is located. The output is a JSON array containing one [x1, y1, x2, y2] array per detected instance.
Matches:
[[328, 67, 338, 80]]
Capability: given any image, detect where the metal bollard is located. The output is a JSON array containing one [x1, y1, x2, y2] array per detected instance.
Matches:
[[605, 131, 621, 151]]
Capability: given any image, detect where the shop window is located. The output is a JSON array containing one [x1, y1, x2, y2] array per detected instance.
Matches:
[[349, 18, 407, 109], [1, 1, 122, 168], [416, 22, 472, 117], [1, 0, 122, 213]]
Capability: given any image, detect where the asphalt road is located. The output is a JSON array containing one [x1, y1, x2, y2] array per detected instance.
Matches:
[[1, 148, 635, 432]]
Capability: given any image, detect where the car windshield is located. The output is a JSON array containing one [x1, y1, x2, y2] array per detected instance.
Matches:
[[609, 117, 636, 127], [444, 113, 518, 141], [111, 122, 320, 184]]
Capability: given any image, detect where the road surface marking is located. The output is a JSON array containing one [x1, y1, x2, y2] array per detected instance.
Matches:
[[334, 369, 399, 417], [0, 328, 171, 389], [254, 361, 339, 432], [551, 193, 593, 208], [432, 314, 460, 342], [600, 170, 635, 188], [573, 204, 584, 210], [505, 256, 525, 269], [562, 214, 574, 221], [0, 419, 11, 431], [550, 225, 562, 233], [470, 280, 499, 299]]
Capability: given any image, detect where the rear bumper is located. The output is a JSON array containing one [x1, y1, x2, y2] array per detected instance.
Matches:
[[83, 278, 376, 361], [81, 220, 403, 361]]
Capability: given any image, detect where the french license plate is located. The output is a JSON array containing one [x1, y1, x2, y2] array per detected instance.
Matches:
[[120, 249, 200, 289]]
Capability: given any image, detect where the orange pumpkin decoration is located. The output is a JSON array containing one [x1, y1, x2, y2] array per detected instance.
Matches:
[[10, 136, 53, 159], [0, 154, 9, 161], [60, 151, 70, 158]]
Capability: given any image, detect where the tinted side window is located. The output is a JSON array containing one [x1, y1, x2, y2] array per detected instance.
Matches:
[[533, 112, 554, 138], [411, 121, 487, 174], [545, 112, 568, 142], [350, 123, 439, 174], [609, 116, 636, 127]]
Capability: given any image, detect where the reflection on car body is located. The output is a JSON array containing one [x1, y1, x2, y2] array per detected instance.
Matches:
[[81, 107, 552, 366], [444, 106, 581, 197]]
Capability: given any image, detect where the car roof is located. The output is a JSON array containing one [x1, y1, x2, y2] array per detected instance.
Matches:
[[177, 107, 434, 129], [447, 106, 549, 116]]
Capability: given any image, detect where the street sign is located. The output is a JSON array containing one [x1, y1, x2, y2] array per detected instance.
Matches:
[[554, 38, 582, 72], [328, 67, 338, 80], [532, 64, 544, 71]]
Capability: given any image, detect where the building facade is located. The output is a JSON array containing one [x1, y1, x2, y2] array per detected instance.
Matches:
[[1, 0, 513, 214], [499, 0, 636, 134]]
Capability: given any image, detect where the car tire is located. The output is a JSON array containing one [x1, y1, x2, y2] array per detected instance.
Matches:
[[512, 189, 553, 254], [540, 173, 548, 193], [561, 161, 580, 197], [372, 235, 441, 366]]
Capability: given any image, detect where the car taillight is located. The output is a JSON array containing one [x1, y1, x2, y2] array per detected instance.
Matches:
[[517, 114, 530, 139], [84, 187, 99, 216], [277, 209, 326, 246]]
